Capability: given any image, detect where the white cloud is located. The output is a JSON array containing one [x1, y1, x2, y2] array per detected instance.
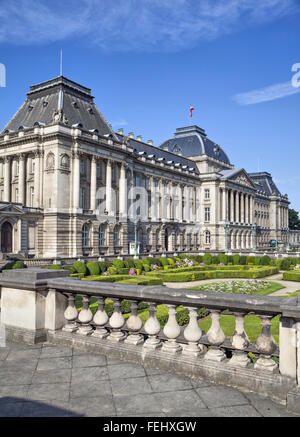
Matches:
[[0, 0, 298, 52], [233, 80, 300, 105]]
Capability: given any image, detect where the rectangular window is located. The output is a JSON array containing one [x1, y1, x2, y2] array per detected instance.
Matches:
[[204, 189, 210, 199], [96, 163, 101, 178], [30, 187, 34, 207], [205, 207, 210, 222], [80, 187, 85, 209], [31, 160, 35, 173], [80, 160, 85, 175], [15, 188, 19, 203]]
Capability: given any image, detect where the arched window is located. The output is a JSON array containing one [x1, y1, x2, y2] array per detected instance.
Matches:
[[205, 231, 211, 244], [99, 225, 106, 246], [82, 224, 89, 248], [114, 226, 120, 247]]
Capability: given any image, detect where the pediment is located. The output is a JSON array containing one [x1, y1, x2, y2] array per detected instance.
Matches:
[[0, 203, 24, 215], [230, 170, 256, 189]]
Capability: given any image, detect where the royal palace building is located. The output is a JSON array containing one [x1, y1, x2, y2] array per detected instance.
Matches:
[[0, 75, 293, 260]]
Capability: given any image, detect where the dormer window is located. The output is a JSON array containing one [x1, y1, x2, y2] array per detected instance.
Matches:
[[43, 101, 48, 107], [72, 101, 79, 109]]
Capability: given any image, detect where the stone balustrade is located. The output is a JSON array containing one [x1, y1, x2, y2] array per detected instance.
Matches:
[[1, 268, 300, 413]]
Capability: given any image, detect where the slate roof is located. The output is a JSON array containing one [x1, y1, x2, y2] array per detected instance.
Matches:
[[115, 133, 199, 175], [248, 172, 282, 197], [159, 125, 231, 165], [1, 76, 116, 138]]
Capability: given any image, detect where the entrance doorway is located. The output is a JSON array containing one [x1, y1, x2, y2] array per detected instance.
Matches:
[[1, 221, 13, 253], [164, 229, 169, 252]]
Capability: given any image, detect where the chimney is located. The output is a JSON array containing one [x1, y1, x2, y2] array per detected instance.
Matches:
[[128, 132, 134, 138], [136, 135, 142, 141], [117, 128, 124, 135], [147, 140, 153, 145]]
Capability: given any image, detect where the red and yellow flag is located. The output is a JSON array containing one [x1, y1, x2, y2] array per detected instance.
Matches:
[[190, 105, 194, 117]]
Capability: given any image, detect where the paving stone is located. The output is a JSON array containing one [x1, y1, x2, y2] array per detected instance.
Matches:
[[154, 390, 207, 414], [244, 392, 296, 417], [0, 385, 29, 401], [32, 368, 72, 384], [6, 348, 41, 361], [68, 395, 116, 417], [190, 378, 212, 389], [164, 409, 217, 417], [195, 385, 249, 408], [40, 346, 73, 359], [71, 365, 108, 382], [70, 380, 112, 399], [0, 369, 34, 385], [0, 358, 38, 371], [37, 356, 72, 371], [214, 405, 262, 417], [20, 400, 79, 417], [110, 376, 153, 396], [107, 363, 146, 379], [0, 400, 24, 417], [148, 374, 193, 393], [145, 367, 174, 376], [0, 349, 9, 360], [72, 354, 107, 368], [114, 393, 164, 415], [27, 382, 70, 402]]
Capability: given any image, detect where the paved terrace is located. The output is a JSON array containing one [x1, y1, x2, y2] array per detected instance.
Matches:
[[0, 341, 298, 417]]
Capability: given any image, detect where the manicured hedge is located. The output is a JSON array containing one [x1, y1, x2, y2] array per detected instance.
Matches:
[[73, 261, 87, 275], [282, 271, 300, 282], [86, 261, 100, 276], [82, 274, 163, 285]]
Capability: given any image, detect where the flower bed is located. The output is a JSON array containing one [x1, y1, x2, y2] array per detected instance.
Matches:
[[190, 280, 277, 295]]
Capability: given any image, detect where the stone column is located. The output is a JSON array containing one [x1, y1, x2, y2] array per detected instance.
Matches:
[[230, 190, 234, 222], [119, 163, 127, 220], [106, 159, 112, 215], [241, 192, 244, 224], [18, 154, 26, 205], [72, 151, 80, 209], [150, 177, 157, 221], [90, 155, 97, 211], [222, 188, 227, 221], [245, 194, 249, 224], [3, 156, 11, 202], [33, 150, 40, 207], [177, 185, 183, 222]]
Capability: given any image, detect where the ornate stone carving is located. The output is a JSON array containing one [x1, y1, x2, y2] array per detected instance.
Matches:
[[46, 152, 55, 170], [234, 174, 253, 188], [52, 109, 68, 125]]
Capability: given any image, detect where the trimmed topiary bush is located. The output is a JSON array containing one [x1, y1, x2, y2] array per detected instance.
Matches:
[[261, 255, 271, 266], [108, 266, 118, 275], [50, 264, 61, 270], [98, 262, 107, 273], [73, 261, 87, 275], [113, 259, 125, 269], [64, 265, 76, 274], [12, 261, 27, 269], [218, 254, 228, 265], [203, 253, 212, 265], [239, 256, 247, 265], [280, 258, 290, 271], [254, 257, 261, 266], [233, 254, 240, 265], [86, 262, 100, 276], [246, 256, 255, 265], [160, 257, 169, 266]]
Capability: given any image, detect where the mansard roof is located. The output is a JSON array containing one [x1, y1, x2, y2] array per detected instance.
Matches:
[[1, 76, 117, 139], [115, 133, 199, 175], [248, 172, 282, 197], [159, 125, 231, 165]]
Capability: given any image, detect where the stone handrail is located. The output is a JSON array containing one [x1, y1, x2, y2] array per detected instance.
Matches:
[[1, 268, 300, 412]]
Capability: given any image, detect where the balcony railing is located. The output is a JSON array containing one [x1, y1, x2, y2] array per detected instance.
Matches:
[[0, 268, 299, 412]]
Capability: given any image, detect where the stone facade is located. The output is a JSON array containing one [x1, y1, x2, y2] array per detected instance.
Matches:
[[0, 75, 294, 259]]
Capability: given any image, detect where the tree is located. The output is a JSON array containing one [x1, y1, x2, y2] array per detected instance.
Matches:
[[289, 209, 300, 230]]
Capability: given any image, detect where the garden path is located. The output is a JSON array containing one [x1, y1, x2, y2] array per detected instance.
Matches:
[[164, 272, 300, 296]]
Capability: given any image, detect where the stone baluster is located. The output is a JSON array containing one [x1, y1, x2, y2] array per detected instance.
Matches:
[[143, 302, 161, 349], [108, 298, 126, 342], [77, 295, 93, 335], [254, 315, 278, 372], [125, 300, 144, 345], [62, 293, 78, 332], [161, 305, 181, 353], [204, 310, 226, 361], [229, 312, 250, 367], [182, 307, 203, 356], [92, 296, 109, 338]]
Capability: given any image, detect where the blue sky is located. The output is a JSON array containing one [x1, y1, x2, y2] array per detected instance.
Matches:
[[0, 0, 299, 211]]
